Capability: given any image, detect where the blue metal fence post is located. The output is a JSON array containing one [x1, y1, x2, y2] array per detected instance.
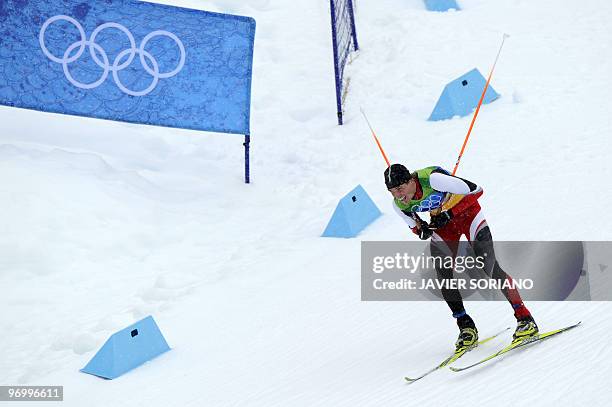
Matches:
[[329, 0, 344, 125], [244, 134, 250, 183]]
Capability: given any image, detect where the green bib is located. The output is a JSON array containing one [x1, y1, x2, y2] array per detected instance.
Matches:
[[394, 166, 448, 213]]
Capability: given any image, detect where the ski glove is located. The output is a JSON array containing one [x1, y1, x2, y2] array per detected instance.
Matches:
[[406, 211, 434, 240], [430, 210, 453, 230], [417, 223, 434, 240]]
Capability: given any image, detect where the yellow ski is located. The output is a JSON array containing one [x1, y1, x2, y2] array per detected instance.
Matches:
[[450, 321, 581, 372], [404, 327, 510, 383]]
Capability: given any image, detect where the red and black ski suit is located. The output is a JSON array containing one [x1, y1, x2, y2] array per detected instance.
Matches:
[[393, 170, 532, 328]]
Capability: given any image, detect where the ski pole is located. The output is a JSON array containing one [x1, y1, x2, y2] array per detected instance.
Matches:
[[452, 34, 509, 175], [360, 107, 391, 167]]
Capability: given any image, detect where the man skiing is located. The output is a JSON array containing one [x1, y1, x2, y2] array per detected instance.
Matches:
[[385, 163, 538, 351]]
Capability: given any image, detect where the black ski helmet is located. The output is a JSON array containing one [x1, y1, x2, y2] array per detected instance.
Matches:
[[384, 164, 412, 189]]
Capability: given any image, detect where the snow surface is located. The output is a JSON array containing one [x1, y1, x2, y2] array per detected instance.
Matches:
[[1, 0, 611, 405]]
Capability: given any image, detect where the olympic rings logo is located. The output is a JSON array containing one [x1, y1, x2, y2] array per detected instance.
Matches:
[[411, 193, 443, 212], [39, 15, 186, 97]]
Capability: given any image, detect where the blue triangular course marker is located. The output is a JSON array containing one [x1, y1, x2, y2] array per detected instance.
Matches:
[[322, 185, 382, 238], [81, 315, 170, 379], [424, 0, 460, 12], [428, 68, 500, 121]]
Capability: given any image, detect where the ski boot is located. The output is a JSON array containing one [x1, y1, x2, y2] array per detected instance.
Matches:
[[454, 313, 479, 352], [455, 327, 479, 352], [513, 315, 539, 341]]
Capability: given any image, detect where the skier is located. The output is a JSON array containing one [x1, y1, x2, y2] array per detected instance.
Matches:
[[385, 163, 538, 351]]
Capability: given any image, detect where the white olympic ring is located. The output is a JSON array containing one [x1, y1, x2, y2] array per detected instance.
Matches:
[[39, 15, 186, 96]]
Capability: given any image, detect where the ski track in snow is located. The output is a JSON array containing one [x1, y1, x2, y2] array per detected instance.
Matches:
[[1, 0, 611, 405]]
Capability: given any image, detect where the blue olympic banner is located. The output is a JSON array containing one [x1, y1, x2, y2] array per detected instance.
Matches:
[[0, 0, 256, 136]]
